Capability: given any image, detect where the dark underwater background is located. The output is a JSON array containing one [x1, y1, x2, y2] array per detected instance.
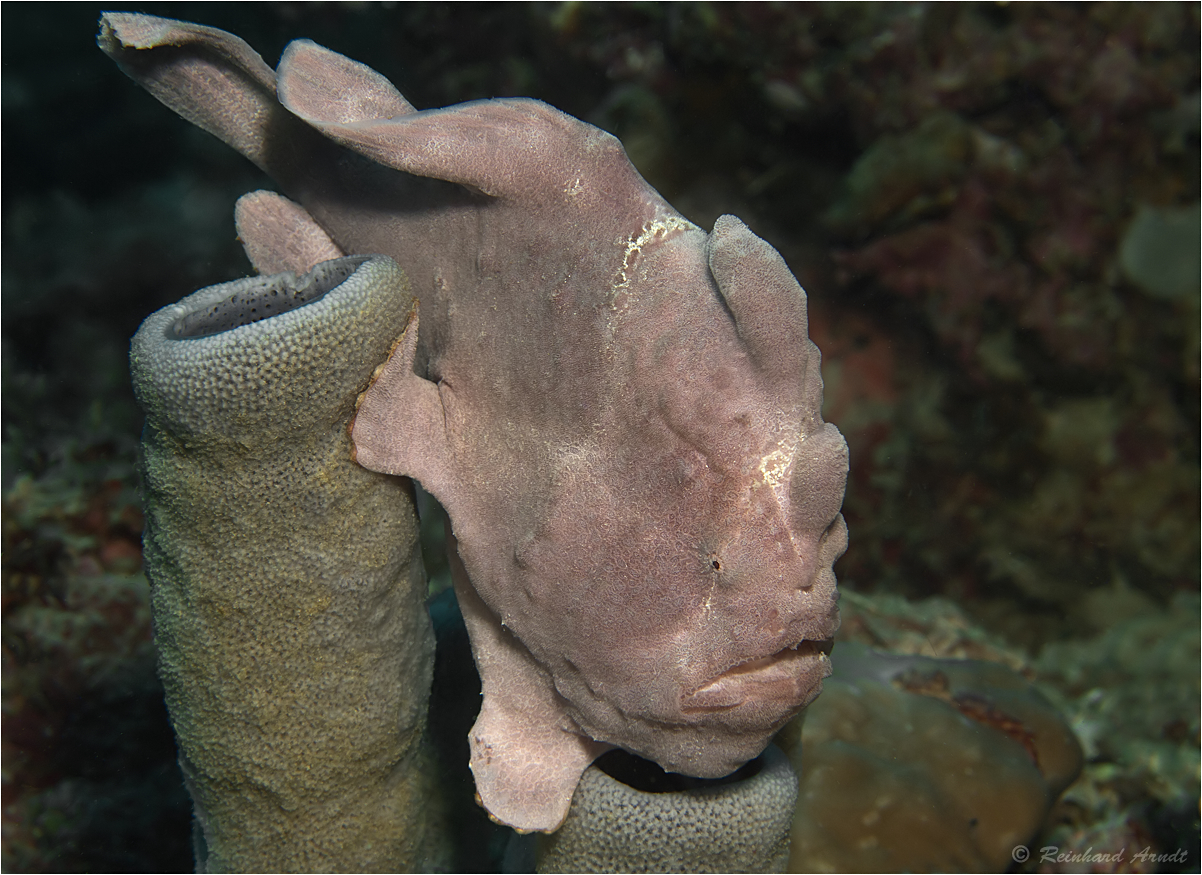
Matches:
[[2, 3, 1198, 872]]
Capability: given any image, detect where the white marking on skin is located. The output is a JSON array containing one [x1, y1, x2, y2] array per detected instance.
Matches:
[[756, 433, 805, 551], [759, 446, 792, 488], [758, 433, 802, 500], [612, 215, 697, 303]]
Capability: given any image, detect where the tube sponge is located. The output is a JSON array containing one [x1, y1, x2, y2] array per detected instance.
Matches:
[[534, 745, 798, 873], [132, 256, 443, 872]]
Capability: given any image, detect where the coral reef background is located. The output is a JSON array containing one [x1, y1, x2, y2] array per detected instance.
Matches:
[[2, 3, 1197, 872]]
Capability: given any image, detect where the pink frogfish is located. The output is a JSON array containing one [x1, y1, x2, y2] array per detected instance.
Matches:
[[102, 13, 849, 833]]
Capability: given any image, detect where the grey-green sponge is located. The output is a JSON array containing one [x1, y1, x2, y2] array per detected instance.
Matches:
[[535, 745, 798, 873], [132, 255, 442, 872]]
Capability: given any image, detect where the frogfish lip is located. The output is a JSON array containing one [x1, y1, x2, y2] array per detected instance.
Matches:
[[680, 638, 835, 714]]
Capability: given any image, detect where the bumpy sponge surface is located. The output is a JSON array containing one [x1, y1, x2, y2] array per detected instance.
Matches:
[[535, 744, 797, 873], [133, 256, 443, 872]]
